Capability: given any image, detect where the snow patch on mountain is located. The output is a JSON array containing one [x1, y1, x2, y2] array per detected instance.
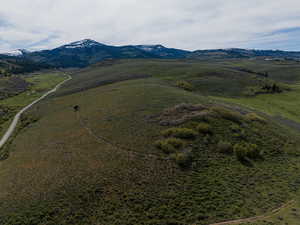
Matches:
[[135, 45, 165, 52], [1, 49, 25, 56], [60, 39, 103, 49]]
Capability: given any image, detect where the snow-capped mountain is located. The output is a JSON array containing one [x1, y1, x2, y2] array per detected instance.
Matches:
[[134, 44, 190, 58], [1, 49, 29, 57], [10, 38, 300, 69], [58, 39, 104, 49], [23, 39, 161, 67]]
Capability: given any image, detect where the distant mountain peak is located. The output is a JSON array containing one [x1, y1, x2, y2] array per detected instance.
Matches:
[[59, 39, 104, 49], [1, 49, 30, 56]]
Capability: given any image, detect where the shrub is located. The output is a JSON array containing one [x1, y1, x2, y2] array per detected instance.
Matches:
[[154, 140, 176, 154], [245, 113, 267, 124], [218, 141, 233, 154], [211, 106, 244, 124], [233, 143, 247, 161], [246, 143, 260, 159], [196, 123, 212, 135], [232, 129, 247, 140], [176, 80, 194, 91], [154, 138, 185, 154], [230, 124, 241, 132], [166, 138, 185, 148], [161, 127, 197, 139], [243, 86, 260, 96], [171, 153, 192, 168], [233, 142, 261, 161]]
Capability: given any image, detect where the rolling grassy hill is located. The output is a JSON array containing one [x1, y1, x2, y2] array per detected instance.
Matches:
[[1, 59, 300, 225]]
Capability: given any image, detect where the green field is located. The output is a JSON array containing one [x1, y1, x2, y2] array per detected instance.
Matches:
[[215, 83, 300, 125], [1, 72, 67, 108], [1, 59, 300, 225], [0, 72, 68, 138]]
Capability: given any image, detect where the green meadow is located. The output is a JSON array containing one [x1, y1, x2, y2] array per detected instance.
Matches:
[[1, 59, 300, 225]]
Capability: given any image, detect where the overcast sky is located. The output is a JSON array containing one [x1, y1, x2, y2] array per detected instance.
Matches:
[[0, 0, 300, 52]]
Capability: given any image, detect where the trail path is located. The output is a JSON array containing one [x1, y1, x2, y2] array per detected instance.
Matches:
[[0, 74, 72, 149], [209, 200, 295, 225]]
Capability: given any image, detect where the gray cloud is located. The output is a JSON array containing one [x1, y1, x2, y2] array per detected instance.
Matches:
[[0, 0, 300, 51]]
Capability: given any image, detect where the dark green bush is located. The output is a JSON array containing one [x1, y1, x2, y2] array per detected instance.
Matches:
[[166, 138, 185, 148], [154, 140, 176, 154], [233, 143, 247, 161], [230, 124, 241, 133], [161, 127, 197, 139], [233, 142, 260, 161], [211, 106, 244, 124], [246, 143, 260, 159], [196, 123, 212, 135], [154, 138, 185, 154], [175, 80, 194, 91], [171, 152, 192, 167], [217, 141, 233, 154], [233, 129, 247, 140]]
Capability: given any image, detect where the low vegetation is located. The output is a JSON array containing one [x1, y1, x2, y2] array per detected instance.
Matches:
[[196, 122, 212, 134], [217, 141, 233, 154], [211, 106, 244, 124], [0, 71, 68, 156], [234, 142, 261, 161], [0, 105, 17, 137], [0, 76, 30, 100], [0, 72, 67, 108], [175, 80, 194, 91], [244, 82, 290, 96], [217, 83, 300, 123], [161, 127, 197, 139], [155, 103, 296, 169], [170, 152, 192, 168], [1, 59, 300, 225], [154, 137, 185, 154], [245, 112, 267, 123]]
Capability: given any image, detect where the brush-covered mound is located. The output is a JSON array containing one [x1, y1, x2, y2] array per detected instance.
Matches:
[[153, 103, 285, 167]]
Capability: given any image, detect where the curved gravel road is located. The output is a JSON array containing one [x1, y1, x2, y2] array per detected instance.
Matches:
[[0, 74, 72, 149]]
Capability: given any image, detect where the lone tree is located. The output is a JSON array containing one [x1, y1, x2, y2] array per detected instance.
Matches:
[[264, 72, 269, 77], [73, 105, 80, 112], [272, 84, 281, 93]]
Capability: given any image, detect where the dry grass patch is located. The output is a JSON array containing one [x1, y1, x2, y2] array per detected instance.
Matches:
[[245, 113, 267, 124]]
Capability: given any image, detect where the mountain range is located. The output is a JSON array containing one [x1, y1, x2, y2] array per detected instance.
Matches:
[[2, 39, 300, 68]]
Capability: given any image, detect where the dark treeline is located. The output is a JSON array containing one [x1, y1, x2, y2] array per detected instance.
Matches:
[[0, 55, 52, 75]]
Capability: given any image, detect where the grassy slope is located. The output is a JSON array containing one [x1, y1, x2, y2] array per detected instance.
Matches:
[[0, 59, 300, 225], [0, 76, 29, 98], [211, 65, 300, 225], [1, 72, 67, 108], [0, 72, 67, 140], [58, 59, 281, 98], [215, 83, 300, 124], [241, 194, 300, 225]]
